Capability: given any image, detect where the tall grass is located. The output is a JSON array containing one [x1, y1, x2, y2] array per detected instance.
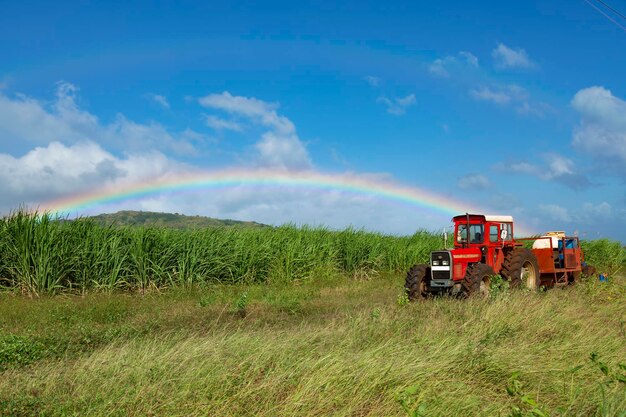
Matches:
[[0, 211, 624, 294], [581, 239, 626, 276], [0, 211, 443, 294]]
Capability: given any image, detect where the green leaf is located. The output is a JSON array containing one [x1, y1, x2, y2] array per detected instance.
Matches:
[[404, 385, 420, 396], [616, 374, 626, 384], [521, 395, 538, 407], [598, 362, 609, 376], [569, 364, 584, 373]]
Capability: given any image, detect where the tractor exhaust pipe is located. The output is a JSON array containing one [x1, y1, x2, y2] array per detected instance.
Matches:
[[466, 212, 470, 248]]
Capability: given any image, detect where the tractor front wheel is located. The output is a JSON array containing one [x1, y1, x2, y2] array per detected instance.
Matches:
[[405, 264, 431, 300], [501, 248, 540, 290], [461, 263, 495, 298]]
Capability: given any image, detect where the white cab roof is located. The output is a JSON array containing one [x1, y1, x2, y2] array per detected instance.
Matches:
[[484, 215, 513, 223]]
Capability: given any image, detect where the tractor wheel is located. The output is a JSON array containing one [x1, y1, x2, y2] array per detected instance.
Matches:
[[405, 264, 431, 300], [501, 248, 540, 290], [461, 263, 495, 298]]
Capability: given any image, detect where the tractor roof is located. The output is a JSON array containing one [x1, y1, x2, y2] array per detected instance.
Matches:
[[485, 215, 513, 223], [452, 214, 514, 223]]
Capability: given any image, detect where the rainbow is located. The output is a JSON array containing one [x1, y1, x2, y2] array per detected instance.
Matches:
[[41, 168, 527, 234]]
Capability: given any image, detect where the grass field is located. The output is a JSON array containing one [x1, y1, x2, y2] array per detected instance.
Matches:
[[1, 272, 625, 416], [1, 212, 625, 415]]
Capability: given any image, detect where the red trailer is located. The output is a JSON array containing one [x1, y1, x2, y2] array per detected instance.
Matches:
[[518, 232, 587, 287]]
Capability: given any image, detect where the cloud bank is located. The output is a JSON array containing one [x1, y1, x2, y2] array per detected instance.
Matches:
[[571, 86, 626, 175]]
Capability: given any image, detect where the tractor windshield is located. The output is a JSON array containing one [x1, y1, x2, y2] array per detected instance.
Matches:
[[457, 224, 484, 244]]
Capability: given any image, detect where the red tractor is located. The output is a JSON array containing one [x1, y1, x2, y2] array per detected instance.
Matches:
[[405, 214, 594, 299]]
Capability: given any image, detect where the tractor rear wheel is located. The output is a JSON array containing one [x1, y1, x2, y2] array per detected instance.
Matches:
[[405, 264, 430, 300], [461, 263, 495, 298], [501, 248, 540, 290]]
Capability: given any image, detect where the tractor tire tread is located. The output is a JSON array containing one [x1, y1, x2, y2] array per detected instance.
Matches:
[[405, 264, 430, 300], [461, 263, 495, 297], [501, 247, 540, 289]]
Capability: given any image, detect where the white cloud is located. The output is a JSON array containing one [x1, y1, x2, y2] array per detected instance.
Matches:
[[254, 131, 311, 169], [571, 86, 626, 172], [515, 101, 552, 117], [457, 174, 491, 190], [492, 43, 535, 69], [199, 91, 311, 170], [205, 115, 242, 132], [498, 154, 591, 190], [470, 85, 529, 106], [147, 94, 170, 109], [0, 82, 97, 145], [106, 115, 198, 156], [470, 87, 512, 105], [428, 51, 479, 78], [199, 91, 294, 134], [377, 94, 416, 115], [459, 51, 479, 67], [0, 141, 183, 212], [0, 82, 203, 156], [469, 84, 548, 116], [429, 58, 453, 77], [364, 75, 380, 87]]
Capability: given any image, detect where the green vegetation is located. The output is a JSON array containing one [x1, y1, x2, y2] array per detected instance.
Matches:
[[581, 239, 626, 276], [2, 211, 624, 295], [85, 210, 268, 229], [0, 211, 441, 294], [0, 274, 624, 416]]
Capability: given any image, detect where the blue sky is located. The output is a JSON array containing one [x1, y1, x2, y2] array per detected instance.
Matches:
[[1, 0, 625, 240]]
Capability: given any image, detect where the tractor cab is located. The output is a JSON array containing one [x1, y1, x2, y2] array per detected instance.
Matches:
[[453, 214, 514, 249], [451, 214, 516, 279]]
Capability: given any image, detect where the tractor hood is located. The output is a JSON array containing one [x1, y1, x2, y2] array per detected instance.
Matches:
[[450, 248, 482, 280], [451, 247, 482, 262]]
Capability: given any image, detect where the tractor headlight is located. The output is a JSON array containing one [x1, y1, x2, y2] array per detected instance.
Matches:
[[432, 261, 440, 266], [442, 260, 449, 266]]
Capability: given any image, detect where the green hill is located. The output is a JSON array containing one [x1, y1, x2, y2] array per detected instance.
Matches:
[[87, 210, 268, 229]]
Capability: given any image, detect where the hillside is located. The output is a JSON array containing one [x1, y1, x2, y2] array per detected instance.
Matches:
[[87, 210, 268, 229]]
